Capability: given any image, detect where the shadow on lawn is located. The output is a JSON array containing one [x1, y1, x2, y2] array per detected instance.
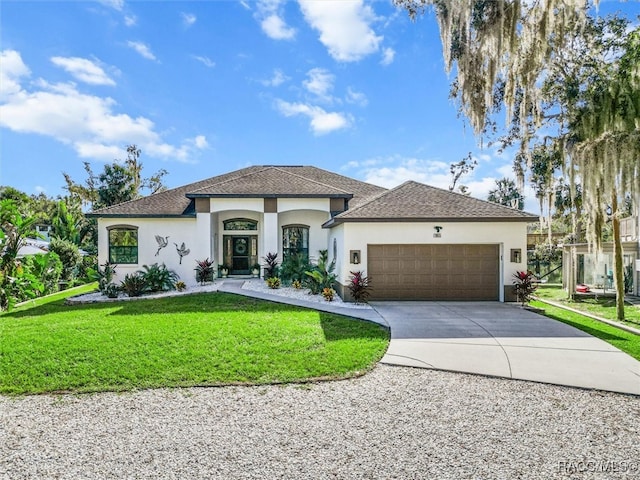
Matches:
[[3, 292, 304, 319], [319, 312, 388, 342], [542, 311, 630, 342]]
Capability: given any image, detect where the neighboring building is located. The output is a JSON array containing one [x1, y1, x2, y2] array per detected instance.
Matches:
[[562, 215, 639, 295], [88, 165, 536, 301]]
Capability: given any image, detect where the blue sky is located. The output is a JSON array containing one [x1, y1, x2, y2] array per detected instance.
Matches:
[[1, 0, 637, 212]]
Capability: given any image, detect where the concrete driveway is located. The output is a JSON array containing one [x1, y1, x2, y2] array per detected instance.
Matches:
[[372, 301, 640, 395]]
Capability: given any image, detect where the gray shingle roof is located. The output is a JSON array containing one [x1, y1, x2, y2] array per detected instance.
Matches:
[[327, 181, 537, 224], [89, 166, 386, 217]]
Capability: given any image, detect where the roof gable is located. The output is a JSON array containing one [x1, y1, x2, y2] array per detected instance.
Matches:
[[328, 181, 537, 224]]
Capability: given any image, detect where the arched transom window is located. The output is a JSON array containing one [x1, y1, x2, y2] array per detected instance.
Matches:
[[224, 218, 257, 231]]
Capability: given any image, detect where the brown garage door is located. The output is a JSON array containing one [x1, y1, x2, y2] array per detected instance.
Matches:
[[367, 244, 500, 300]]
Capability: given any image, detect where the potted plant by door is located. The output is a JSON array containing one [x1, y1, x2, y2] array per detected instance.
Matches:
[[251, 263, 261, 278], [220, 264, 230, 278]]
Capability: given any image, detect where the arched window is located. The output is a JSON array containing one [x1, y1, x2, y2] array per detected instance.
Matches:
[[108, 225, 138, 264], [282, 225, 309, 261], [224, 218, 257, 231]]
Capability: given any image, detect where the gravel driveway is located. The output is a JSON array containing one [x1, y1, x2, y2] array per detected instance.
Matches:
[[2, 365, 639, 479]]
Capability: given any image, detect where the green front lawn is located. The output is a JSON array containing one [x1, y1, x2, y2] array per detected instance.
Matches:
[[0, 292, 389, 395], [531, 300, 640, 361], [535, 285, 640, 327]]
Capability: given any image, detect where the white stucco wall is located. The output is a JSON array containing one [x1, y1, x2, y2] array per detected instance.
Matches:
[[97, 217, 199, 285], [211, 198, 263, 213], [336, 221, 529, 302], [278, 198, 330, 213]]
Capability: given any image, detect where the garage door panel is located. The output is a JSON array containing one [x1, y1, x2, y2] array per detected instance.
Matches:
[[368, 244, 499, 301]]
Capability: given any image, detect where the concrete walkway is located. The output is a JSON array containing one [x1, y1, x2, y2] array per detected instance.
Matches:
[[373, 301, 640, 395]]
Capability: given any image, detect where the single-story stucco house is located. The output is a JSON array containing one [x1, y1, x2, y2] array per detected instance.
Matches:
[[89, 165, 537, 301]]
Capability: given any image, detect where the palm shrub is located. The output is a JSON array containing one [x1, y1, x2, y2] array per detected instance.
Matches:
[[92, 262, 117, 294], [279, 253, 311, 285], [513, 271, 537, 306], [195, 258, 215, 284], [305, 249, 336, 295], [120, 273, 146, 297], [263, 252, 279, 280], [138, 263, 179, 292], [266, 276, 281, 289], [347, 270, 372, 303]]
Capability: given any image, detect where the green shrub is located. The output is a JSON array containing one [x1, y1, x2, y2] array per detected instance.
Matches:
[[92, 262, 117, 293], [104, 283, 120, 298], [23, 252, 63, 295], [266, 277, 281, 289], [347, 270, 371, 303], [305, 249, 336, 295], [176, 281, 187, 292], [49, 238, 81, 282], [279, 253, 311, 284], [138, 263, 179, 292], [120, 273, 146, 297]]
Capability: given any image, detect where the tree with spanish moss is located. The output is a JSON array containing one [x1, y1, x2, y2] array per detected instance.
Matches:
[[395, 1, 639, 319]]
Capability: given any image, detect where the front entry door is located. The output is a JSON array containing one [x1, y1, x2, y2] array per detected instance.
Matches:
[[231, 236, 250, 274]]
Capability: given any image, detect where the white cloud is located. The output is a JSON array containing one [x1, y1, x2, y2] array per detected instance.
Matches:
[[257, 0, 296, 40], [124, 15, 137, 27], [298, 0, 382, 62], [262, 14, 296, 40], [274, 99, 351, 135], [51, 56, 116, 86], [359, 156, 450, 189], [193, 135, 208, 149], [192, 55, 216, 68], [346, 87, 368, 107], [303, 68, 334, 100], [181, 12, 197, 27], [126, 41, 157, 61], [34, 186, 46, 193], [0, 50, 204, 164], [261, 68, 289, 87], [381, 47, 395, 66], [239, 1, 251, 10], [0, 50, 30, 101], [98, 0, 124, 11]]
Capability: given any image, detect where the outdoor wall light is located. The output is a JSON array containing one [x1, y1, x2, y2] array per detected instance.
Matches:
[[510, 248, 522, 263], [434, 226, 443, 232], [350, 250, 360, 264]]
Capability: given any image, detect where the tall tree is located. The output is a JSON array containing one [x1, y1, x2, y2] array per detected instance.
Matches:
[[487, 178, 524, 210], [396, 1, 639, 319], [448, 152, 477, 195], [63, 144, 169, 211]]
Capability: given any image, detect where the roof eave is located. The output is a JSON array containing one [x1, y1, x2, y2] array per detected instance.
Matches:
[[185, 193, 353, 199], [324, 216, 538, 227], [87, 213, 197, 219]]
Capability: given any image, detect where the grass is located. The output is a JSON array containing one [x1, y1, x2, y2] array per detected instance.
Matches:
[[531, 300, 640, 361], [0, 292, 389, 395], [534, 285, 640, 327]]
